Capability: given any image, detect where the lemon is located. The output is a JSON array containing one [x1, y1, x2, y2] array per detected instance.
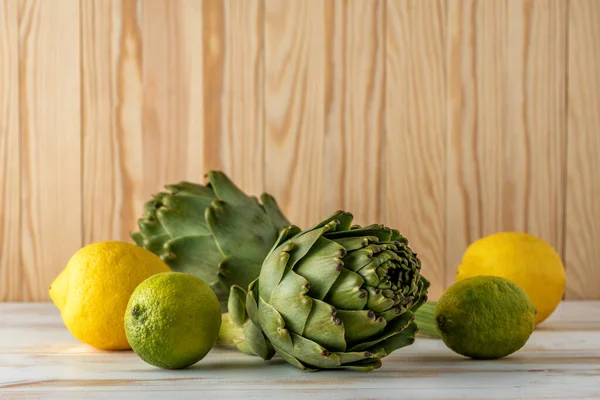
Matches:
[[456, 232, 565, 325], [435, 276, 536, 359], [49, 241, 170, 350], [124, 272, 221, 369]]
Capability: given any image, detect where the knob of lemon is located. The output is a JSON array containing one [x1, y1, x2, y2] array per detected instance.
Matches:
[[49, 241, 170, 350]]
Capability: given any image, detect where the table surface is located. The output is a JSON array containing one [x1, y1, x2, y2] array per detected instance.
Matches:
[[1, 301, 599, 399]]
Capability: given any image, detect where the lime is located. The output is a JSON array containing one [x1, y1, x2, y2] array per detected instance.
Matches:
[[124, 272, 221, 369], [435, 275, 536, 359]]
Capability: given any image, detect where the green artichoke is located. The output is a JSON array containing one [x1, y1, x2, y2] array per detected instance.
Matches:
[[130, 171, 291, 309], [223, 211, 430, 371]]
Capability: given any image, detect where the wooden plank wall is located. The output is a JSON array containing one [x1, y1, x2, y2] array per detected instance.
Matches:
[[0, 0, 598, 301]]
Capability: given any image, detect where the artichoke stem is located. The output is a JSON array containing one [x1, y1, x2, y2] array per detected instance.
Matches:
[[216, 313, 246, 347], [414, 301, 441, 339]]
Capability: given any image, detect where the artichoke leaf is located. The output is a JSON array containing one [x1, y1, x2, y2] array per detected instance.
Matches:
[[228, 285, 248, 327], [390, 228, 408, 243], [335, 309, 386, 345], [348, 312, 415, 352], [259, 193, 292, 231], [366, 286, 396, 313], [218, 255, 266, 293], [302, 299, 346, 352], [327, 225, 392, 242], [293, 237, 345, 300], [335, 350, 384, 365], [142, 193, 167, 218], [264, 225, 302, 262], [130, 231, 144, 247], [258, 296, 295, 355], [258, 250, 291, 302], [273, 345, 312, 371], [165, 181, 215, 197], [366, 321, 418, 356], [334, 358, 383, 371], [378, 304, 407, 322], [157, 197, 211, 236], [206, 170, 254, 206], [289, 332, 341, 369], [142, 234, 170, 255], [259, 226, 327, 300], [354, 259, 380, 286], [342, 246, 380, 273], [138, 217, 168, 237], [308, 210, 353, 231], [243, 321, 276, 360], [162, 235, 222, 284], [246, 280, 261, 327], [162, 192, 213, 220], [373, 249, 402, 264], [268, 270, 312, 334], [323, 268, 367, 310], [206, 201, 280, 263], [285, 227, 330, 270], [329, 236, 370, 251]]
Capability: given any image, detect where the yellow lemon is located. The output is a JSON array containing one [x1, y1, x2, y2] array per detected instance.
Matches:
[[49, 241, 170, 350], [456, 232, 565, 325]]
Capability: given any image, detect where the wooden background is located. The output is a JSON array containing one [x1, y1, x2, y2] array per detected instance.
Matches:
[[0, 0, 598, 302]]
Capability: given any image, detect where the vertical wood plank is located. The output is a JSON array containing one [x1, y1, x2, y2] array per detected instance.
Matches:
[[142, 0, 203, 196], [19, 0, 81, 300], [386, 0, 447, 299], [324, 0, 384, 226], [505, 0, 567, 254], [446, 0, 507, 288], [264, 0, 326, 228], [81, 0, 144, 244], [0, 0, 21, 301], [446, 0, 566, 289], [203, 0, 263, 194], [566, 0, 600, 299]]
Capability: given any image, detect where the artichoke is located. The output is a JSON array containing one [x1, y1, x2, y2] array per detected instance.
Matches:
[[130, 171, 291, 309], [223, 211, 430, 371]]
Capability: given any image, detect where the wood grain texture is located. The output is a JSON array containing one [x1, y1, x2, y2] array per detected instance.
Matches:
[[19, 0, 81, 301], [142, 0, 204, 197], [3, 0, 600, 300], [565, 0, 600, 299], [505, 0, 567, 254], [446, 0, 567, 287], [203, 0, 263, 194], [385, 0, 447, 299], [264, 0, 326, 228], [324, 0, 384, 226], [1, 302, 600, 399], [81, 0, 144, 244], [0, 0, 20, 301]]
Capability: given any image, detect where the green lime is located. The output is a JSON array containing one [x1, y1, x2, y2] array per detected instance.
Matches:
[[124, 272, 221, 369], [435, 275, 536, 359]]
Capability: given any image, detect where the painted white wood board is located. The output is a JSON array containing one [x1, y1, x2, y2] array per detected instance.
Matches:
[[1, 301, 599, 399]]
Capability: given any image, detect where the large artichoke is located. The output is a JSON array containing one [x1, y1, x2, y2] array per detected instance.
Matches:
[[130, 171, 291, 309], [223, 211, 430, 371]]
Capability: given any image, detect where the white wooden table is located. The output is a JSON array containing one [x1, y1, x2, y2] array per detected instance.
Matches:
[[1, 301, 599, 399]]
